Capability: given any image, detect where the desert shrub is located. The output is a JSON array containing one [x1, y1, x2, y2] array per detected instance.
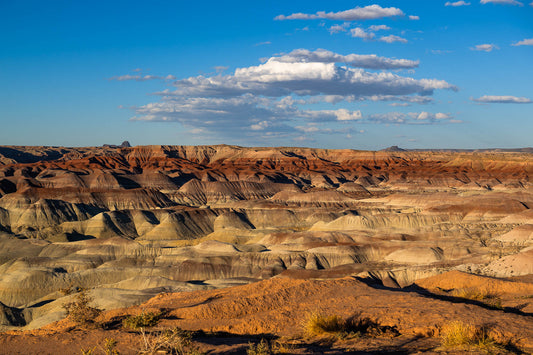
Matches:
[[304, 313, 346, 336], [440, 321, 500, 351], [247, 339, 271, 355], [270, 339, 295, 354], [303, 312, 399, 338], [103, 338, 119, 355], [58, 282, 76, 295], [345, 314, 399, 338], [123, 311, 161, 330], [63, 291, 102, 326], [138, 327, 203, 355]]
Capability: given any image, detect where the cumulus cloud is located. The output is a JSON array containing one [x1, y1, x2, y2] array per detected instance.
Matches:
[[348, 25, 403, 42], [165, 59, 454, 99], [109, 74, 176, 81], [275, 5, 405, 21], [128, 49, 456, 142], [409, 15, 420, 20], [512, 38, 533, 46], [379, 35, 408, 43], [350, 27, 375, 40], [234, 49, 421, 71], [480, 0, 524, 5], [472, 95, 532, 103], [471, 44, 499, 52], [445, 1, 471, 5], [328, 24, 348, 34], [369, 25, 391, 31]]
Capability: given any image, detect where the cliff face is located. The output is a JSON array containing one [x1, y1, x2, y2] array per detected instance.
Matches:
[[0, 145, 532, 331]]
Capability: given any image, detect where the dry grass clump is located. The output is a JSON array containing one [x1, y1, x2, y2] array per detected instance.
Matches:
[[303, 312, 399, 339], [123, 311, 161, 330], [79, 338, 119, 355], [246, 339, 271, 355], [103, 338, 119, 355], [138, 327, 203, 355], [304, 313, 346, 336], [63, 291, 102, 327], [440, 321, 500, 351], [451, 288, 503, 309], [247, 338, 296, 355]]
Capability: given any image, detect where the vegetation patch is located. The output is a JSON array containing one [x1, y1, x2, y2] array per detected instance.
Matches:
[[303, 312, 399, 339], [138, 327, 204, 355], [247, 338, 271, 355], [440, 321, 509, 353], [304, 313, 346, 336], [63, 291, 102, 327], [122, 311, 161, 330]]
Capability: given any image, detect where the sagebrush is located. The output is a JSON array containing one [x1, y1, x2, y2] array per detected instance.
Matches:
[[63, 291, 101, 326]]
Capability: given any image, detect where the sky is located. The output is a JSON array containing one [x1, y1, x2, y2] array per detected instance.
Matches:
[[1, 0, 532, 149]]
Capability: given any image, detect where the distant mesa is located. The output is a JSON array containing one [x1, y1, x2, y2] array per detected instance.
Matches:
[[103, 141, 132, 148], [381, 145, 406, 152]]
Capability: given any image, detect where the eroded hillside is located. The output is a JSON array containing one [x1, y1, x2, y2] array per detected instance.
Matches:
[[0, 145, 532, 338]]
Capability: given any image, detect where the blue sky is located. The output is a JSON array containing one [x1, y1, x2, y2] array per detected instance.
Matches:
[[1, 0, 532, 149]]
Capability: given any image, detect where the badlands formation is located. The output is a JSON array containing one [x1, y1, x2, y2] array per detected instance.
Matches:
[[0, 144, 532, 353]]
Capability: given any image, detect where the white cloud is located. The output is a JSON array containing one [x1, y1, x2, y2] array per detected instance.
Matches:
[[109, 74, 176, 81], [128, 50, 457, 142], [445, 1, 471, 6], [165, 58, 454, 99], [471, 44, 499, 52], [368, 25, 391, 31], [331, 109, 362, 121], [275, 5, 405, 21], [350, 27, 375, 40], [480, 0, 524, 5], [250, 121, 270, 130], [328, 24, 348, 34], [472, 95, 532, 103], [409, 15, 420, 20], [363, 95, 434, 104], [512, 38, 533, 46], [379, 35, 408, 43], [294, 124, 358, 135], [233, 49, 420, 70], [389, 103, 411, 107], [368, 112, 457, 124], [303, 94, 434, 105]]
